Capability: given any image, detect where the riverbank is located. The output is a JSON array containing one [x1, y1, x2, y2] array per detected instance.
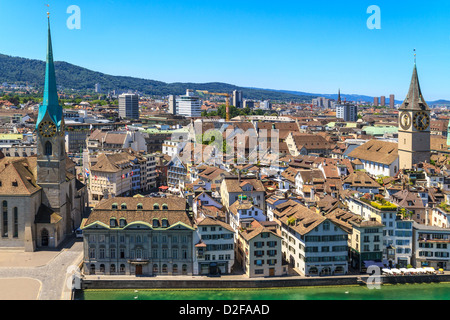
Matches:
[[80, 273, 450, 290]]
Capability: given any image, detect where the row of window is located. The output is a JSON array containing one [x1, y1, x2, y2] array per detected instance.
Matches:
[[304, 235, 348, 242], [89, 263, 189, 275], [204, 254, 232, 261], [254, 250, 278, 257], [89, 247, 190, 260], [88, 234, 189, 244], [419, 251, 450, 258], [254, 241, 277, 248], [254, 259, 278, 266]]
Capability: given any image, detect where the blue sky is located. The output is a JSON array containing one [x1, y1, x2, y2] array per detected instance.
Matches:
[[1, 0, 450, 100]]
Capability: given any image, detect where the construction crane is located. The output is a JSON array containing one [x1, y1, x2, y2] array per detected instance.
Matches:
[[196, 90, 232, 121]]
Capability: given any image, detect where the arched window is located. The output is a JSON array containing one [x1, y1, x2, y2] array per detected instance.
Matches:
[[162, 204, 168, 210], [110, 264, 116, 274], [137, 203, 143, 210], [120, 264, 126, 274], [153, 203, 160, 210], [90, 264, 96, 275], [182, 264, 188, 275], [45, 141, 52, 156], [162, 264, 168, 273], [173, 264, 178, 274], [153, 264, 158, 274], [121, 203, 127, 210], [100, 264, 105, 273], [112, 203, 118, 210], [2, 201, 7, 238]]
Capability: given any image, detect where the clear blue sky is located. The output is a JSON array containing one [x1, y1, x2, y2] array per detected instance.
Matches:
[[1, 0, 450, 100]]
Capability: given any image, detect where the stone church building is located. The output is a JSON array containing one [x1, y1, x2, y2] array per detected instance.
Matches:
[[0, 19, 88, 252]]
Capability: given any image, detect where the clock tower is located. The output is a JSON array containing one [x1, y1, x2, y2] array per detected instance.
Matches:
[[36, 18, 67, 209], [398, 62, 431, 170]]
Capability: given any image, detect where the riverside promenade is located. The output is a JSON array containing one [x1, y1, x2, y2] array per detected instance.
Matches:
[[0, 237, 83, 300]]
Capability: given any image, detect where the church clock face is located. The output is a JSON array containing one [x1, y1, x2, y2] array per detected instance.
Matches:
[[399, 112, 411, 130], [413, 111, 430, 131], [39, 121, 57, 138]]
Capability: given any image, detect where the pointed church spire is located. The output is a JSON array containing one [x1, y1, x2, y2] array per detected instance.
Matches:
[[399, 55, 429, 111], [36, 16, 63, 130], [337, 89, 342, 104]]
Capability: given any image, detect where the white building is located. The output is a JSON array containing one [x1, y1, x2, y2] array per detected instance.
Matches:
[[413, 223, 450, 270], [336, 104, 358, 122], [193, 217, 235, 275], [347, 140, 399, 178], [273, 200, 349, 276], [177, 89, 202, 118]]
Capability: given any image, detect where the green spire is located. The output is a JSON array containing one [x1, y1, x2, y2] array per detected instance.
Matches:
[[36, 17, 62, 130]]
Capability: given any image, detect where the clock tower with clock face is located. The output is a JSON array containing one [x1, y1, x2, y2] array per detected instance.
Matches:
[[398, 63, 431, 170], [36, 19, 67, 201]]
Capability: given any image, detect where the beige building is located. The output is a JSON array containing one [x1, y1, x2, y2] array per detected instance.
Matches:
[[236, 220, 286, 278], [220, 176, 266, 213], [398, 64, 431, 170]]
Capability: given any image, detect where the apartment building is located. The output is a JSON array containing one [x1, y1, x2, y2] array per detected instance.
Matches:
[[236, 220, 285, 278], [413, 223, 450, 270], [193, 217, 235, 275], [273, 201, 349, 276]]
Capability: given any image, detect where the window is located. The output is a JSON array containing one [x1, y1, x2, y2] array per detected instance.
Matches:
[[45, 141, 52, 156], [137, 203, 143, 210], [89, 248, 96, 259], [99, 248, 105, 259], [162, 204, 168, 210], [110, 248, 116, 259], [2, 201, 7, 238], [110, 218, 116, 227], [121, 203, 127, 210], [110, 264, 116, 274], [153, 203, 160, 210], [13, 207, 18, 238], [112, 203, 118, 210], [323, 221, 330, 231]]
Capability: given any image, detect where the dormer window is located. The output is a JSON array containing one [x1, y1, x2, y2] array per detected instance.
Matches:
[[12, 181, 18, 187], [112, 203, 118, 210], [137, 203, 143, 210], [110, 218, 117, 228], [153, 203, 160, 210], [162, 204, 168, 210], [119, 218, 126, 228], [121, 203, 127, 210], [161, 219, 169, 228], [152, 219, 160, 228]]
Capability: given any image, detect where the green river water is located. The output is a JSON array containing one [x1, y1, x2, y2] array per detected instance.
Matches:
[[76, 282, 450, 300]]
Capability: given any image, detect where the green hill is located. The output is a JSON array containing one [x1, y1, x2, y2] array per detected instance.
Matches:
[[0, 53, 315, 102]]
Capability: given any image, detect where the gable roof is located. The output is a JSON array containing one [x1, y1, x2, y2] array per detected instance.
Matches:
[[348, 140, 398, 165]]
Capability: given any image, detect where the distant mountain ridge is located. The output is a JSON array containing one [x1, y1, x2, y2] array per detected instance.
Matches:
[[0, 53, 314, 101], [0, 53, 447, 105]]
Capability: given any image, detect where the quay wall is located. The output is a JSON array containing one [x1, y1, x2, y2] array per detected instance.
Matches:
[[81, 274, 450, 290]]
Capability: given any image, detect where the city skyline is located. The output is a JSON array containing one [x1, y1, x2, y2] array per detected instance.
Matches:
[[1, 1, 450, 101]]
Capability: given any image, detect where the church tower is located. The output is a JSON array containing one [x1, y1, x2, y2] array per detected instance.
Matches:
[[36, 18, 67, 210], [398, 61, 431, 170]]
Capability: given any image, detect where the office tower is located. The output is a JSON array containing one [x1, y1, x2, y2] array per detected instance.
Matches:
[[233, 90, 243, 108], [336, 104, 358, 122], [177, 89, 202, 118], [260, 100, 271, 110], [380, 96, 386, 106], [373, 97, 379, 106], [168, 95, 177, 115], [119, 93, 140, 119], [243, 100, 255, 109], [390, 94, 395, 108]]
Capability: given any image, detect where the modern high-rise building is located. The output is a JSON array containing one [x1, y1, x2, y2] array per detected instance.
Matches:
[[95, 83, 101, 93], [168, 95, 177, 115], [390, 94, 395, 108], [373, 97, 379, 106], [233, 90, 243, 108], [119, 93, 139, 119], [243, 100, 255, 109], [260, 100, 271, 110], [177, 89, 202, 118], [380, 96, 386, 106], [336, 104, 358, 122]]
